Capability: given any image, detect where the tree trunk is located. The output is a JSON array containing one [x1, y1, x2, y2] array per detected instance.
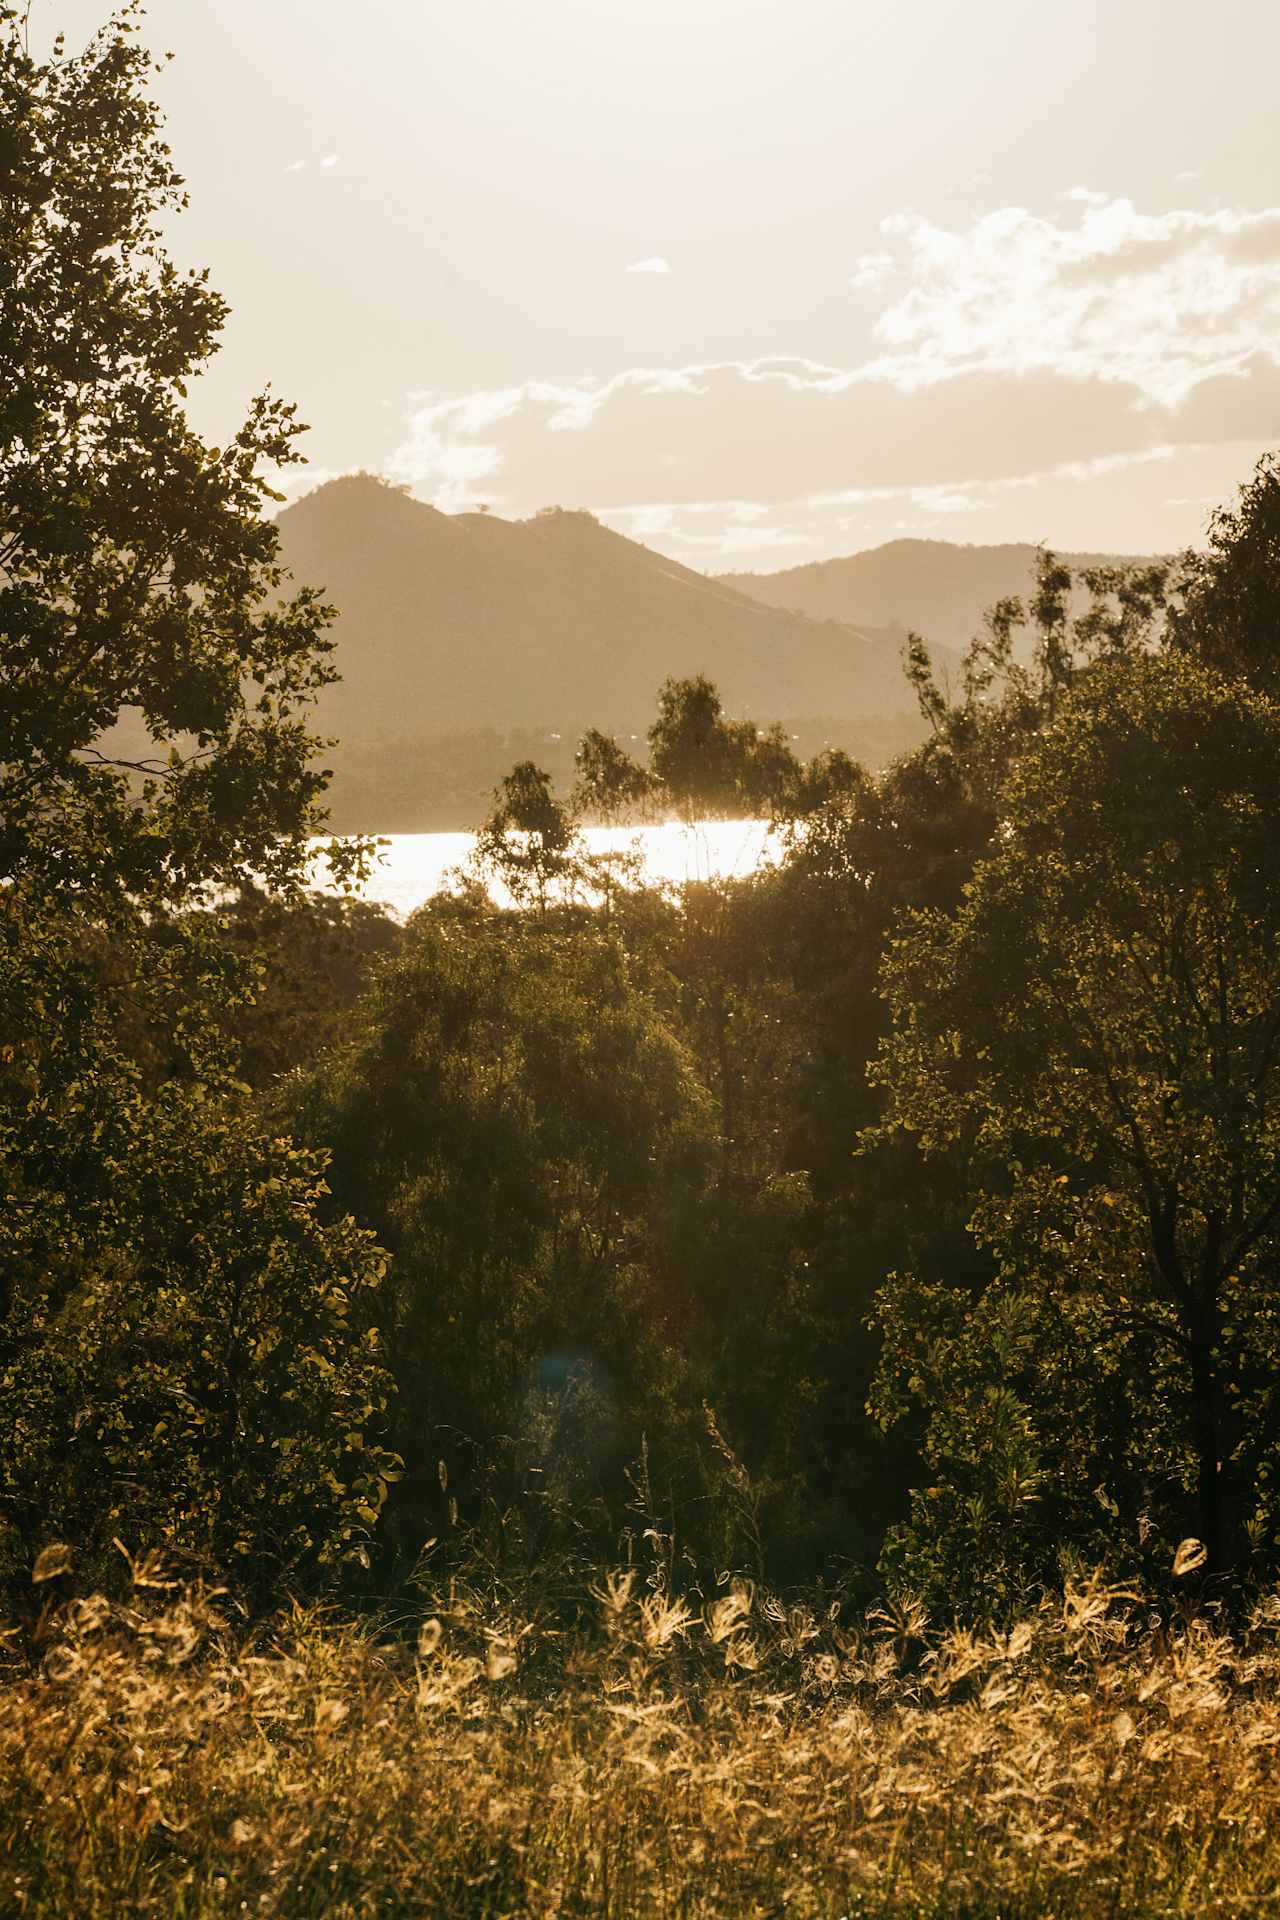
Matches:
[[1188, 1323, 1226, 1575]]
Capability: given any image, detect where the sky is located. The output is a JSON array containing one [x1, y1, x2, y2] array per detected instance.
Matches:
[[41, 0, 1280, 568]]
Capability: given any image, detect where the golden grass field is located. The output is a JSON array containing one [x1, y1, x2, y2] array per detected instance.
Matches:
[[3, 1554, 1279, 1918]]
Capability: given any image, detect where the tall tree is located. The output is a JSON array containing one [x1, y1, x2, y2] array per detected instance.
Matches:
[[873, 654, 1280, 1594], [472, 760, 584, 915], [0, 4, 349, 904], [572, 727, 658, 824], [647, 674, 803, 823], [284, 910, 714, 1560], [0, 7, 392, 1589], [1169, 450, 1280, 696]]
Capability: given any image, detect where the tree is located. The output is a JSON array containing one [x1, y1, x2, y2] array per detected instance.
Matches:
[[193, 886, 405, 1090], [647, 674, 803, 824], [0, 4, 348, 905], [0, 8, 392, 1588], [472, 760, 584, 916], [873, 654, 1280, 1593], [1169, 449, 1280, 696], [1, 1077, 398, 1586], [284, 912, 714, 1561], [572, 727, 657, 824]]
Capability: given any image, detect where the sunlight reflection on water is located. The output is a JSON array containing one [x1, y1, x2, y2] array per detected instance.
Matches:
[[309, 820, 780, 919]]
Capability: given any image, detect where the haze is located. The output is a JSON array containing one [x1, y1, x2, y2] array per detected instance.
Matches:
[[41, 0, 1280, 565]]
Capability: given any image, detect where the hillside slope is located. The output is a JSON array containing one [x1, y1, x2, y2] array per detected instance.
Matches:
[[723, 539, 1161, 654], [280, 477, 921, 732], [275, 477, 932, 828]]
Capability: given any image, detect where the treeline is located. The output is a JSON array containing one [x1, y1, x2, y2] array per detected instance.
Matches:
[[319, 708, 927, 835], [4, 10, 1280, 1620], [231, 495, 1280, 1614]]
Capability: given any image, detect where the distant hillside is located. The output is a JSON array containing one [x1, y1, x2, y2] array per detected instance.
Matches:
[[275, 477, 936, 831], [722, 539, 1162, 655]]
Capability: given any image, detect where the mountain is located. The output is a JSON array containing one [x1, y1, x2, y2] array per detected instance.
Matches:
[[722, 539, 1162, 655], [274, 477, 935, 830]]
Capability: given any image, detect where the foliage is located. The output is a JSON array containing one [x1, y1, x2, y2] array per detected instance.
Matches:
[[284, 908, 716, 1565], [387, 558, 1190, 1587], [873, 654, 1280, 1601], [471, 759, 585, 914], [0, 8, 392, 1594], [8, 0, 1280, 1663], [202, 886, 403, 1091], [0, 3, 351, 904], [1169, 448, 1280, 695], [2, 1114, 395, 1590], [572, 724, 659, 823], [647, 673, 805, 822]]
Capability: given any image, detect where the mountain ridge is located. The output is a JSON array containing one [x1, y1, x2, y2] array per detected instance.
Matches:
[[721, 537, 1165, 653], [275, 476, 934, 828]]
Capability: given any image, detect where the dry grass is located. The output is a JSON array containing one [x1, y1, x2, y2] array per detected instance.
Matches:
[[3, 1555, 1280, 1918]]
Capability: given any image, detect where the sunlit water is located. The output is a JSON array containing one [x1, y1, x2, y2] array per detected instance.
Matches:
[[309, 819, 779, 919]]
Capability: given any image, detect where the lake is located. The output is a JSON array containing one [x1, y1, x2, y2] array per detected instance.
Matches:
[[309, 819, 779, 918]]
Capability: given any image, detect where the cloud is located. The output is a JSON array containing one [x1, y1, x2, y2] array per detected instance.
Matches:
[[863, 196, 1280, 405], [284, 159, 306, 174], [387, 198, 1280, 517], [387, 387, 527, 509], [320, 153, 340, 169], [802, 444, 1178, 515], [387, 345, 1278, 523], [625, 256, 672, 274], [384, 350, 1256, 558], [851, 251, 894, 289], [591, 442, 1267, 567], [594, 448, 1198, 564], [381, 196, 1280, 562]]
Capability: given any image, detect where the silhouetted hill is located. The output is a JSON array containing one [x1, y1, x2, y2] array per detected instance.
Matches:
[[275, 477, 935, 830], [722, 539, 1161, 654]]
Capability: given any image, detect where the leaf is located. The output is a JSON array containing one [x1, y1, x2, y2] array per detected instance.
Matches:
[[1172, 1537, 1208, 1577], [32, 1543, 73, 1584], [486, 1641, 517, 1682]]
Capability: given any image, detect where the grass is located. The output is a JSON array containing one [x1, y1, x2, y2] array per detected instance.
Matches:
[[3, 1555, 1279, 1917]]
